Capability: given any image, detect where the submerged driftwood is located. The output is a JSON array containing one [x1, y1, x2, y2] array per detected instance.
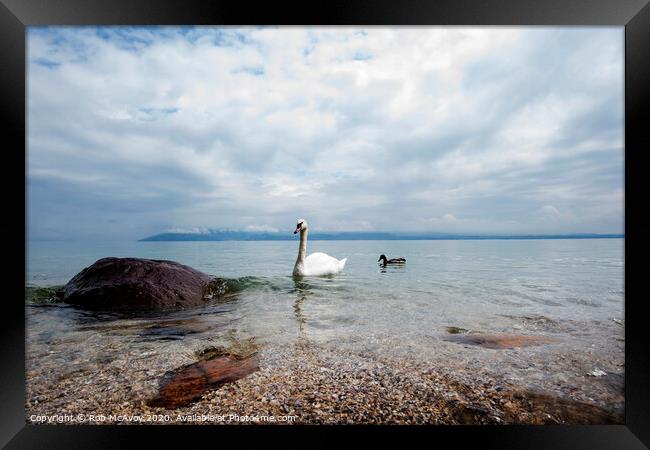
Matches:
[[148, 353, 260, 408]]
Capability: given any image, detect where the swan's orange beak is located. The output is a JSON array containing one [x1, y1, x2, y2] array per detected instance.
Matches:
[[294, 227, 300, 234]]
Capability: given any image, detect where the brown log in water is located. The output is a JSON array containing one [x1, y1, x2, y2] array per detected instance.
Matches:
[[148, 353, 260, 408]]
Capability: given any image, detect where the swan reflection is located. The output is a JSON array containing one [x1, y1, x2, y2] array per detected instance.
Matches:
[[292, 278, 312, 333]]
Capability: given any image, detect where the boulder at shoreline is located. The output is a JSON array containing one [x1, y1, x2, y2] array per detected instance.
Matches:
[[62, 257, 217, 310]]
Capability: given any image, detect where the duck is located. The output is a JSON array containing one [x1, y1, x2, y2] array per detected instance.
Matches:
[[293, 219, 347, 277], [378, 254, 406, 266]]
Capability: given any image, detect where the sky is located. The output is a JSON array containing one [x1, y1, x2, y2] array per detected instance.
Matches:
[[27, 26, 624, 241]]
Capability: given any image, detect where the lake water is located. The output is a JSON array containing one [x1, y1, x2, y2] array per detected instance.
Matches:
[[25, 238, 625, 416]]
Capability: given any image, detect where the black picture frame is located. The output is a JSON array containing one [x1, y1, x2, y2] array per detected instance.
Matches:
[[2, 0, 648, 447]]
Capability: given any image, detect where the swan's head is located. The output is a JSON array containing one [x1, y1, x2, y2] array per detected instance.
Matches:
[[378, 254, 387, 262], [294, 219, 308, 234]]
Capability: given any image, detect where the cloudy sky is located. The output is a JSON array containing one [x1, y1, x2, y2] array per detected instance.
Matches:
[[27, 26, 623, 241]]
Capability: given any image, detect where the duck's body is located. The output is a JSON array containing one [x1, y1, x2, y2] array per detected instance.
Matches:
[[293, 219, 347, 277], [378, 254, 406, 266]]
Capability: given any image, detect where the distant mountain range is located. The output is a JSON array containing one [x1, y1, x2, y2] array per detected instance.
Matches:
[[139, 231, 624, 242]]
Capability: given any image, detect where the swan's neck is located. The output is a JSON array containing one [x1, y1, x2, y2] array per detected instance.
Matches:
[[294, 228, 308, 275]]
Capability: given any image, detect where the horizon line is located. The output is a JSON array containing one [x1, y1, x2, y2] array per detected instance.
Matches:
[[138, 230, 624, 242]]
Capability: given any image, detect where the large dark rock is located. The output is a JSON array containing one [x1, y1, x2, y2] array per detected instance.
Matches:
[[62, 257, 217, 310]]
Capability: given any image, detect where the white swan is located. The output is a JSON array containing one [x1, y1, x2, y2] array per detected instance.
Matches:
[[292, 219, 347, 276]]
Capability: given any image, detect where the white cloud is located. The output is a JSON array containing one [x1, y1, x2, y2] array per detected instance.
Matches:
[[244, 224, 279, 233], [166, 226, 210, 234], [27, 26, 624, 240]]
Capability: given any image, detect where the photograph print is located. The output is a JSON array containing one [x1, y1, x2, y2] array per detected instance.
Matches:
[[26, 26, 624, 425]]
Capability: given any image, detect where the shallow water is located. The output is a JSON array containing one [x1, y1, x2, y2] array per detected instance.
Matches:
[[26, 238, 625, 415]]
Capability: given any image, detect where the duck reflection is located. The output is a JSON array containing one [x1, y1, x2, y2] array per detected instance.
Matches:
[[292, 277, 312, 333], [379, 264, 407, 274]]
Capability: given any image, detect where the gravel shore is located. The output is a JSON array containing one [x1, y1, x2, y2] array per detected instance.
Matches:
[[26, 337, 623, 425]]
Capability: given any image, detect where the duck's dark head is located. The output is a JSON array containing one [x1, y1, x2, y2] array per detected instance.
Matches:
[[378, 254, 387, 263]]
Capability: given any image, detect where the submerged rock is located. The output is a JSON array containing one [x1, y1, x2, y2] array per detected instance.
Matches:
[[446, 326, 470, 334], [147, 353, 260, 408], [500, 390, 623, 424], [194, 337, 259, 362], [138, 318, 218, 341], [444, 332, 557, 349], [62, 257, 220, 311]]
